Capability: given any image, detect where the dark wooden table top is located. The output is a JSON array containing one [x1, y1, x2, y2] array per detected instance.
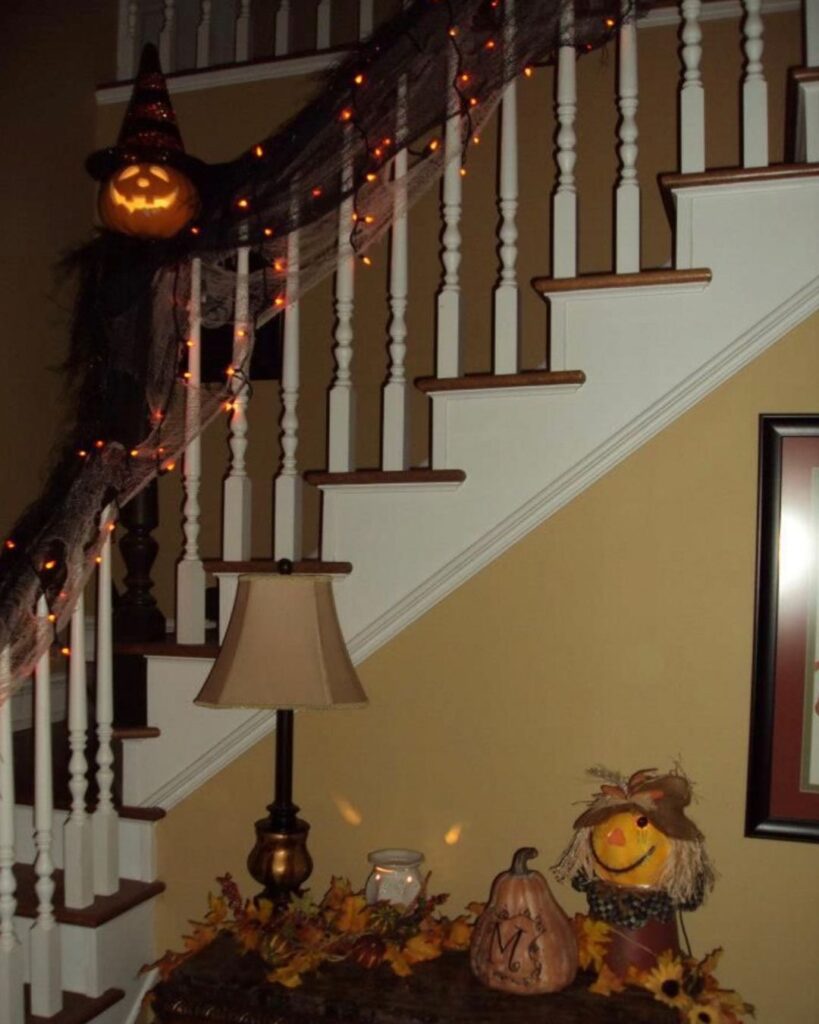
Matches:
[[151, 933, 677, 1024]]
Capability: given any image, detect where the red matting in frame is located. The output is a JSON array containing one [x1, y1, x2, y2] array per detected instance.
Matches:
[[769, 434, 819, 820]]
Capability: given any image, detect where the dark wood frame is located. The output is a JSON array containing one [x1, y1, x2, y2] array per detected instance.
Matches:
[[746, 415, 819, 842]]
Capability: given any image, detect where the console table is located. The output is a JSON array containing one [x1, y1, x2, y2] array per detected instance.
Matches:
[[151, 933, 677, 1023]]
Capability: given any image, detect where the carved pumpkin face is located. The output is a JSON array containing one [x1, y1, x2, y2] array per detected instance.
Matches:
[[98, 162, 199, 238], [590, 810, 671, 889]]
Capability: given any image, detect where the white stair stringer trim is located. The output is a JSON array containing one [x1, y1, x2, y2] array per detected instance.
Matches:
[[347, 272, 819, 663]]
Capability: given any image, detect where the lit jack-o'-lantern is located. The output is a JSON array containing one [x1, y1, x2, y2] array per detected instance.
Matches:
[[554, 767, 715, 976], [98, 162, 199, 239]]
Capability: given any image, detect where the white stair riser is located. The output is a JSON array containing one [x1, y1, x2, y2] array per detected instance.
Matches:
[[121, 655, 260, 808], [13, 806, 157, 882], [16, 898, 155, 999]]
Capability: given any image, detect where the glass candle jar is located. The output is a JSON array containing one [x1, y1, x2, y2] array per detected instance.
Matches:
[[365, 849, 424, 906]]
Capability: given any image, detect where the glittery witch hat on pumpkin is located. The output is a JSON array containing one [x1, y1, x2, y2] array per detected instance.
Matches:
[[86, 43, 204, 182]]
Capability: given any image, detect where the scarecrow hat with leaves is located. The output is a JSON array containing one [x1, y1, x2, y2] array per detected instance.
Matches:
[[571, 767, 704, 842], [87, 44, 204, 182]]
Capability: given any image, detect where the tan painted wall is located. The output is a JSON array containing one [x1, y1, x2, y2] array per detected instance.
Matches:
[[0, 1, 116, 540], [156, 309, 819, 1024]]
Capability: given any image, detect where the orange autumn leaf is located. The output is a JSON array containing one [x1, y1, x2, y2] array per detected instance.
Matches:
[[403, 932, 442, 964], [335, 894, 371, 934], [442, 916, 472, 951], [384, 942, 413, 977], [321, 876, 353, 913], [589, 963, 626, 997]]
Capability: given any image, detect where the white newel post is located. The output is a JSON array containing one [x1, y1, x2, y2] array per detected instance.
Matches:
[[235, 0, 251, 61], [64, 596, 94, 908], [615, 0, 640, 273], [274, 221, 303, 561], [552, 0, 578, 280], [742, 0, 769, 167], [437, 58, 464, 379], [177, 258, 206, 643], [93, 521, 119, 895], [223, 247, 253, 561], [328, 131, 356, 472], [680, 0, 705, 172], [31, 596, 62, 1018], [382, 76, 410, 471], [493, 0, 520, 375], [0, 647, 24, 1024], [359, 0, 374, 39], [196, 0, 213, 68], [317, 0, 332, 49], [275, 0, 291, 57], [159, 0, 176, 71]]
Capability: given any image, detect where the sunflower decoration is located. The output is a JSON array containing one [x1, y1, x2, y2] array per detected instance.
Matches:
[[553, 766, 715, 976]]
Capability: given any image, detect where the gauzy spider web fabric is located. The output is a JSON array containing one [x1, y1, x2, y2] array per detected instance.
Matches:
[[0, 0, 642, 695]]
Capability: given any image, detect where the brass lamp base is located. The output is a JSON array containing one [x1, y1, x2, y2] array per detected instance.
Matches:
[[247, 813, 313, 906]]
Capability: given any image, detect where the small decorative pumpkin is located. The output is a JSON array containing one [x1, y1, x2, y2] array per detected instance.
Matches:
[[470, 847, 577, 995], [98, 162, 199, 238]]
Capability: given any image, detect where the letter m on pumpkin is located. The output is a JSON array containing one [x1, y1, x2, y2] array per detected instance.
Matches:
[[490, 921, 525, 969]]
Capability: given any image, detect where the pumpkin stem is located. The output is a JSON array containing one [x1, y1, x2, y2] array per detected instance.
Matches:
[[510, 847, 538, 875]]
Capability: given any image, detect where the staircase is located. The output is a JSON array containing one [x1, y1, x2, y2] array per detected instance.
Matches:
[[2, 0, 819, 1020]]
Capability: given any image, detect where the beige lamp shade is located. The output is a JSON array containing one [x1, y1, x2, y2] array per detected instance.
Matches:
[[194, 574, 367, 710]]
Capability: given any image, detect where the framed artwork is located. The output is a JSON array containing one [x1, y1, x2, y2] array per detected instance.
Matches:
[[746, 415, 819, 842]]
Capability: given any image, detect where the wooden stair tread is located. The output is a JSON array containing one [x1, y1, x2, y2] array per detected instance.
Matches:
[[14, 863, 165, 927], [304, 469, 466, 486], [531, 268, 711, 296], [115, 627, 220, 658], [415, 370, 584, 393], [202, 558, 353, 574], [660, 161, 819, 193], [13, 720, 161, 817], [112, 725, 160, 740], [26, 986, 125, 1024]]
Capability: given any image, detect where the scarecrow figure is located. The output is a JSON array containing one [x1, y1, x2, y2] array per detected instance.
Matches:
[[553, 767, 714, 976]]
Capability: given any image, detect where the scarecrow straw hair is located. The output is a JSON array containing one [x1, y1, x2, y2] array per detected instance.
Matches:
[[553, 825, 715, 905]]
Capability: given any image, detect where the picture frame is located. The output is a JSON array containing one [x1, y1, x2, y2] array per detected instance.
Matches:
[[746, 414, 819, 842]]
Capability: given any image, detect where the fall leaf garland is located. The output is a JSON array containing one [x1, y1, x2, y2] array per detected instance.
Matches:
[[147, 873, 481, 989], [573, 914, 755, 1022]]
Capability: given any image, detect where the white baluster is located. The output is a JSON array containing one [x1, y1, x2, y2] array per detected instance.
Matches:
[[0, 647, 24, 1024], [807, 0, 819, 66], [328, 130, 356, 472], [235, 0, 252, 61], [552, 0, 578, 279], [196, 0, 212, 68], [493, 0, 520, 375], [93, 520, 119, 895], [436, 59, 463, 379], [275, 0, 291, 57], [118, 0, 140, 80], [223, 247, 253, 561], [359, 0, 374, 40], [63, 596, 93, 909], [177, 258, 206, 643], [274, 215, 303, 561], [382, 76, 410, 471], [680, 0, 705, 173], [159, 0, 176, 71], [30, 596, 62, 1018], [615, 1, 640, 273], [317, 0, 332, 49], [742, 0, 769, 167]]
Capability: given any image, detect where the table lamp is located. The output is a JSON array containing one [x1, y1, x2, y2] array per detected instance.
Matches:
[[194, 565, 367, 904]]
